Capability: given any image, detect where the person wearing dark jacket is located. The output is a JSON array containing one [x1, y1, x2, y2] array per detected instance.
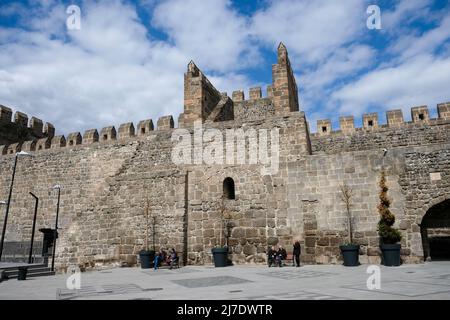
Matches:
[[277, 246, 287, 267], [267, 246, 276, 267], [293, 241, 301, 267], [169, 248, 178, 269]]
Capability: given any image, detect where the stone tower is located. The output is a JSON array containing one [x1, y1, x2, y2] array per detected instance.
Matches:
[[272, 42, 299, 114], [179, 61, 222, 128]]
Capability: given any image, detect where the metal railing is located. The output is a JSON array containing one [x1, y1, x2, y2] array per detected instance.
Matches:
[[1, 240, 44, 263]]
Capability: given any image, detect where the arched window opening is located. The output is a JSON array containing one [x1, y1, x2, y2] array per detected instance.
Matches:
[[223, 177, 235, 200]]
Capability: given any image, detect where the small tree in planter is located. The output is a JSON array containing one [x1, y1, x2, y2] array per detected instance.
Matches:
[[211, 197, 231, 267], [339, 184, 360, 266], [377, 170, 402, 266], [139, 196, 155, 269]]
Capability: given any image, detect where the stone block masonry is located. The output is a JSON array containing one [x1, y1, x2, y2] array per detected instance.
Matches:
[[0, 43, 449, 271]]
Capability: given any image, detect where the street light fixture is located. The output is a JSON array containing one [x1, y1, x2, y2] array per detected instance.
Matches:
[[51, 185, 61, 272], [0, 151, 33, 261]]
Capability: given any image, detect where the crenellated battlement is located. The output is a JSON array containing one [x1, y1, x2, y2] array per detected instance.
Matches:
[[83, 129, 99, 144], [1, 102, 449, 157], [0, 105, 55, 146], [310, 103, 450, 155], [231, 85, 274, 103], [0, 114, 180, 155], [313, 104, 450, 136]]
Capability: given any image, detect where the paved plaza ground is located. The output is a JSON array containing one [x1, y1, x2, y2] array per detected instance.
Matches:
[[1, 262, 450, 300]]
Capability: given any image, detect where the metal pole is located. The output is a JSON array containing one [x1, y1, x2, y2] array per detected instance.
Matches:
[[51, 187, 60, 272], [28, 192, 39, 264], [0, 155, 18, 261]]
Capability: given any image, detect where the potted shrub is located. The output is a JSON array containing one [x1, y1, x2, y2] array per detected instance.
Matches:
[[139, 196, 155, 269], [377, 170, 402, 266], [211, 246, 228, 267], [339, 184, 360, 266], [211, 198, 231, 267]]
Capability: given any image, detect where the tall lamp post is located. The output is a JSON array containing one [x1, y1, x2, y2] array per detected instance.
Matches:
[[28, 192, 39, 264], [0, 201, 6, 222], [0, 151, 32, 261], [51, 185, 61, 272]]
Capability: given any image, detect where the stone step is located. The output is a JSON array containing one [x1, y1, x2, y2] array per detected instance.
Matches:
[[4, 266, 50, 276], [0, 263, 54, 280]]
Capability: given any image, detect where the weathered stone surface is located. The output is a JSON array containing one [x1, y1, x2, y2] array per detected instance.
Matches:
[[0, 44, 448, 272]]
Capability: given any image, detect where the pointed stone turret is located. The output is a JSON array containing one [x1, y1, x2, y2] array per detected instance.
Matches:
[[272, 42, 299, 114], [187, 60, 199, 76], [277, 42, 288, 64]]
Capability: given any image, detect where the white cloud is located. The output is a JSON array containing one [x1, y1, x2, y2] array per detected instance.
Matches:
[[389, 15, 450, 61], [331, 54, 450, 119], [0, 0, 255, 135], [301, 44, 376, 92], [251, 0, 369, 65], [382, 0, 434, 32], [152, 0, 258, 72], [0, 1, 183, 134], [0, 1, 260, 134]]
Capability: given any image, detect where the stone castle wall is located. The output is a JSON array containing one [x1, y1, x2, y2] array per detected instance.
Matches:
[[0, 111, 311, 270], [0, 44, 449, 271]]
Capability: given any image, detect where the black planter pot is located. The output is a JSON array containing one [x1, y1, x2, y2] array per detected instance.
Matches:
[[339, 244, 360, 266], [139, 250, 155, 269], [17, 266, 28, 281], [380, 243, 401, 266], [212, 247, 228, 267]]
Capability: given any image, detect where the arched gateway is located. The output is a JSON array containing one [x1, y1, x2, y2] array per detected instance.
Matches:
[[420, 199, 450, 261]]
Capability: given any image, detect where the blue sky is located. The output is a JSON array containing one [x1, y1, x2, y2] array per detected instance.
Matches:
[[0, 0, 449, 134]]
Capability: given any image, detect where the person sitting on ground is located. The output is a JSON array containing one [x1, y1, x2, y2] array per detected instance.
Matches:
[[169, 248, 178, 269], [267, 246, 276, 267]]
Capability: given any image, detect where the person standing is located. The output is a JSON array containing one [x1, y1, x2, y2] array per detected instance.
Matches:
[[293, 241, 301, 267], [169, 248, 178, 269], [153, 252, 161, 271]]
